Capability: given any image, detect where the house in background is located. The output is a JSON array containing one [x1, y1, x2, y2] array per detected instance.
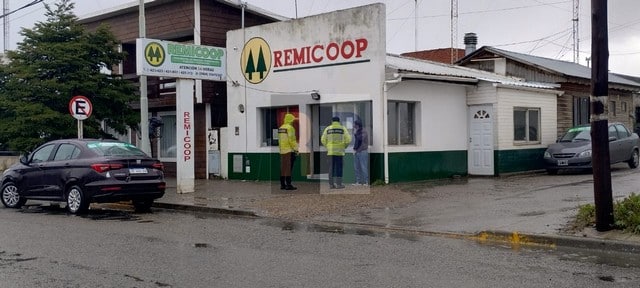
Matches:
[[455, 46, 640, 137]]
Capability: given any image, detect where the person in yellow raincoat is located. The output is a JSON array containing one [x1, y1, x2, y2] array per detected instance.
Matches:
[[321, 116, 351, 189], [278, 113, 298, 190]]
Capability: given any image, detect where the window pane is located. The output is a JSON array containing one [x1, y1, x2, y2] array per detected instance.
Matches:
[[53, 144, 78, 161], [387, 102, 398, 145], [399, 102, 414, 144], [528, 110, 539, 141], [514, 110, 526, 141], [160, 115, 177, 158]]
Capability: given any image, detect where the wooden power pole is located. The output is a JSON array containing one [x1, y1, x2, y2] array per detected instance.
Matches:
[[590, 0, 614, 232]]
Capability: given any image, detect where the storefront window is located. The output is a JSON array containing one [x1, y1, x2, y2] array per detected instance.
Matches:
[[513, 107, 540, 143], [158, 113, 176, 160], [388, 101, 415, 145], [261, 106, 298, 147]]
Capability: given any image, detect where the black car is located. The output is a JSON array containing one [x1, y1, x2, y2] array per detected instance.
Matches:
[[543, 123, 640, 174], [1, 139, 165, 214]]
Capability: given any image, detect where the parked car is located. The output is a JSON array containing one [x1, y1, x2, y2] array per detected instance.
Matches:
[[1, 139, 166, 214], [543, 123, 640, 174]]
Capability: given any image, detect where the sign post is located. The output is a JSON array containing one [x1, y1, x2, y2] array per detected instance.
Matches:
[[136, 38, 226, 193], [69, 95, 93, 139]]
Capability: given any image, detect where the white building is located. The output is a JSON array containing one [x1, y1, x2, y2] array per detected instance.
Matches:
[[223, 3, 561, 184]]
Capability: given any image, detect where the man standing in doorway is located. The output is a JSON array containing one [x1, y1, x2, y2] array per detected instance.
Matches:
[[278, 113, 298, 190], [353, 119, 369, 185], [321, 116, 351, 189]]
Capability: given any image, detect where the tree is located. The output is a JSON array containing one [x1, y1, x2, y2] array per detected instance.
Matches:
[[0, 0, 138, 151]]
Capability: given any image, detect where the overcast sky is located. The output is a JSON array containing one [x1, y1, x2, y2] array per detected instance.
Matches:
[[4, 0, 640, 76]]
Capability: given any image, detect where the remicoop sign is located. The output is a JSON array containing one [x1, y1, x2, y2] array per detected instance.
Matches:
[[136, 38, 227, 81], [241, 37, 370, 84]]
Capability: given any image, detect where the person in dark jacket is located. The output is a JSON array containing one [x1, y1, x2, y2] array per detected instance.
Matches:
[[352, 119, 369, 185]]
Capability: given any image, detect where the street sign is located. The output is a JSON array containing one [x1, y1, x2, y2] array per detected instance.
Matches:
[[69, 95, 93, 120]]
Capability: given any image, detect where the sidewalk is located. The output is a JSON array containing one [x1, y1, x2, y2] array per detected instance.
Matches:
[[155, 172, 640, 253]]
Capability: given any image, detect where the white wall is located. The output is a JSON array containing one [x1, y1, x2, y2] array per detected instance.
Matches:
[[496, 87, 558, 150], [225, 4, 386, 155], [387, 80, 468, 152]]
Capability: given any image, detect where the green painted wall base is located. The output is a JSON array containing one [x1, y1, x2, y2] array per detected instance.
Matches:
[[495, 148, 546, 175], [227, 150, 467, 183]]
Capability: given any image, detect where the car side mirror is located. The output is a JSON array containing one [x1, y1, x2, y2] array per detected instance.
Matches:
[[19, 154, 29, 165]]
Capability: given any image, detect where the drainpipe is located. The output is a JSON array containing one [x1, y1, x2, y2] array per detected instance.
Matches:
[[383, 74, 402, 184]]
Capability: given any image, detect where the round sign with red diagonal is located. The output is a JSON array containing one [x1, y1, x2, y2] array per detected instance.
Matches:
[[69, 95, 93, 120]]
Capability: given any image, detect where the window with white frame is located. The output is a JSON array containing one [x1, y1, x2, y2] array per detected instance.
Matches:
[[388, 101, 415, 145], [514, 107, 540, 143]]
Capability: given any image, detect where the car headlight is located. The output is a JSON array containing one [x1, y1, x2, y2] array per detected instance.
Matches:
[[578, 149, 592, 158], [544, 151, 551, 158]]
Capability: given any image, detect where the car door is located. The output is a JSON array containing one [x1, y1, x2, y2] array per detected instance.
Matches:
[[20, 144, 56, 198], [614, 124, 633, 163], [44, 143, 82, 199]]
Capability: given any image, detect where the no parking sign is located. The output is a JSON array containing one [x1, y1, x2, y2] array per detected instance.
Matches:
[[69, 95, 92, 139], [69, 95, 92, 120]]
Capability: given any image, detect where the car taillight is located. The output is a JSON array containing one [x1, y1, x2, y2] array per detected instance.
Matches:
[[91, 163, 124, 173], [152, 162, 164, 171]]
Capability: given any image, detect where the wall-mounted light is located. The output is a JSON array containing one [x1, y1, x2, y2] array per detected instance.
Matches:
[[238, 104, 245, 113], [311, 91, 321, 100]]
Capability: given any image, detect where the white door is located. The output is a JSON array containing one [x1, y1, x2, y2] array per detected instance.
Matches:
[[468, 106, 494, 175]]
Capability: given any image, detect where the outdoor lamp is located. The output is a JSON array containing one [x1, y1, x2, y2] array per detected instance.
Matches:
[[311, 91, 321, 100]]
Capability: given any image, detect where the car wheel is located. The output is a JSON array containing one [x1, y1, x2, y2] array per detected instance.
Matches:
[[1, 182, 26, 208], [546, 169, 558, 175], [132, 199, 154, 213], [66, 185, 89, 214], [628, 149, 639, 169]]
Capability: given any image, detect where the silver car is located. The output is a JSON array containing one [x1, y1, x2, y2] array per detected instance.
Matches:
[[543, 123, 640, 174]]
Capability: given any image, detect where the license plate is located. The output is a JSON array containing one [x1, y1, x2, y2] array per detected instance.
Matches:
[[557, 160, 568, 166], [129, 168, 148, 174]]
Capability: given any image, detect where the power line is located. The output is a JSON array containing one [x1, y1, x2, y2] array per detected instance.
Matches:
[[0, 0, 44, 20]]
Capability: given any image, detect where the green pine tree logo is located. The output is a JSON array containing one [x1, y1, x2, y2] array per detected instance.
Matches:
[[241, 37, 271, 84]]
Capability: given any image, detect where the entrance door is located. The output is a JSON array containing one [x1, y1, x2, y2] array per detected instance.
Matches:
[[468, 106, 494, 175]]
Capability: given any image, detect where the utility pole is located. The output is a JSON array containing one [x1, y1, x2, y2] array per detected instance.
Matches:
[[139, 0, 151, 155], [590, 0, 614, 232], [572, 0, 579, 63], [3, 0, 8, 52]]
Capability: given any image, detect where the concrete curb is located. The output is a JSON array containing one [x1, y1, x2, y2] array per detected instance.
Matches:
[[153, 202, 257, 217], [152, 202, 640, 254], [476, 230, 640, 254]]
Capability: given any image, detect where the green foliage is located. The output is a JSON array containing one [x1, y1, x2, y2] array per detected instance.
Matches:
[[614, 193, 640, 234], [573, 193, 640, 234], [0, 0, 138, 152], [574, 203, 596, 230]]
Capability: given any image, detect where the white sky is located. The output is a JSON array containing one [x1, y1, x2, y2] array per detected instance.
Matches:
[[4, 0, 640, 76]]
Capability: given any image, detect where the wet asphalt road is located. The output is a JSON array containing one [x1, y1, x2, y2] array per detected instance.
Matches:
[[1, 205, 640, 287]]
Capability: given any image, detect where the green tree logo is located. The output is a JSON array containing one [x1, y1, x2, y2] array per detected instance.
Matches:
[[145, 42, 165, 67], [241, 37, 271, 84]]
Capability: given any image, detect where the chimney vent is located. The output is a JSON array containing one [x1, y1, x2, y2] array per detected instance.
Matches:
[[464, 33, 478, 55]]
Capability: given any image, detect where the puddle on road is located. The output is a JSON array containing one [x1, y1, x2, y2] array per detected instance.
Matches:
[[18, 204, 147, 222], [261, 219, 420, 242]]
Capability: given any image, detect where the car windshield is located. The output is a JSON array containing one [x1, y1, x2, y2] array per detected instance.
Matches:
[[87, 141, 148, 157], [559, 126, 591, 142]]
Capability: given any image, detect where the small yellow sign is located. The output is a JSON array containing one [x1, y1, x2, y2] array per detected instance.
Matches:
[[241, 37, 271, 84], [145, 42, 165, 67]]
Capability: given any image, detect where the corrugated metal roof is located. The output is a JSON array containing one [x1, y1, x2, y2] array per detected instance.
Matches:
[[479, 47, 640, 87], [386, 54, 559, 90], [79, 0, 289, 23]]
